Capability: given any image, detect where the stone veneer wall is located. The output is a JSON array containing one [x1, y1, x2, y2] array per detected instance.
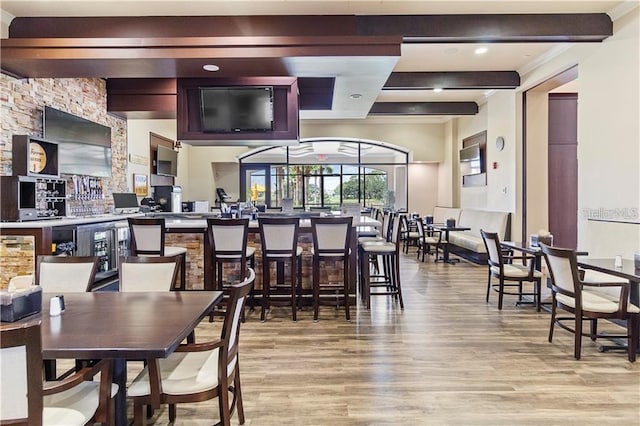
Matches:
[[0, 75, 127, 287], [0, 75, 128, 207]]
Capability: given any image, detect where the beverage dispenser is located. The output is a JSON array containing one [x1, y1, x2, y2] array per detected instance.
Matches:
[[154, 186, 182, 213]]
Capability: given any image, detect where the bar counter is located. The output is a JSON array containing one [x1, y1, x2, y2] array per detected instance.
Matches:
[[0, 212, 380, 294]]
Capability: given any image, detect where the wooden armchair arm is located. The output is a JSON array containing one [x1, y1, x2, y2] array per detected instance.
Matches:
[[42, 359, 109, 395], [175, 339, 224, 353], [582, 281, 631, 312]]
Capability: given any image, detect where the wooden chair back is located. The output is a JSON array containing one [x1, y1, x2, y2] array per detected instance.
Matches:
[[310, 216, 352, 258], [539, 244, 582, 306], [36, 255, 100, 292], [258, 217, 300, 258], [128, 217, 167, 256], [480, 230, 503, 268], [118, 255, 181, 292]]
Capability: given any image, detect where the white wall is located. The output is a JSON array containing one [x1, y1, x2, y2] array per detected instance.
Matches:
[[186, 146, 247, 205], [576, 9, 640, 256], [523, 92, 550, 238], [517, 7, 640, 256], [408, 163, 439, 215], [486, 91, 517, 213]]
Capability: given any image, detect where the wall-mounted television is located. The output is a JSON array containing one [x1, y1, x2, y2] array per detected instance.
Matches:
[[459, 143, 483, 176], [43, 106, 112, 177], [156, 145, 178, 177], [199, 86, 274, 133]]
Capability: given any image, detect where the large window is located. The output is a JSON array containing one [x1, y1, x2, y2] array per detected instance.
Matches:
[[239, 139, 408, 210]]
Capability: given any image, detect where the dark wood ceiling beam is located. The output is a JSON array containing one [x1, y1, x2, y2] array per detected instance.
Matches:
[[384, 71, 520, 90], [369, 102, 478, 116], [358, 14, 612, 42], [9, 14, 612, 43]]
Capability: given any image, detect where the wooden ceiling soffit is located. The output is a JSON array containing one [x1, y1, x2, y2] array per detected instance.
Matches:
[[369, 102, 478, 116], [357, 14, 612, 42], [9, 14, 612, 43], [107, 78, 177, 120], [105, 76, 335, 118], [0, 36, 401, 79], [384, 71, 520, 90]]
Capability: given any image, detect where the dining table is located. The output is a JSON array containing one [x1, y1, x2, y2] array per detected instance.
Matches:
[[433, 225, 471, 264], [577, 258, 639, 306], [36, 291, 223, 426]]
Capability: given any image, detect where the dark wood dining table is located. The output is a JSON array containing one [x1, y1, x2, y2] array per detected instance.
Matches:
[[37, 291, 223, 426], [577, 258, 639, 306], [433, 225, 470, 264]]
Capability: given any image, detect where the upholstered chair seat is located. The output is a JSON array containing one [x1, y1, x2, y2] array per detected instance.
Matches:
[[490, 264, 544, 279], [43, 381, 119, 426], [555, 291, 640, 314]]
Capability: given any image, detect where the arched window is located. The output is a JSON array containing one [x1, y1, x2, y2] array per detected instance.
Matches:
[[238, 138, 409, 210]]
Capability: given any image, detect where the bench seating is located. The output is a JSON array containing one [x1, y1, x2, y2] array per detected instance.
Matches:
[[431, 207, 510, 264]]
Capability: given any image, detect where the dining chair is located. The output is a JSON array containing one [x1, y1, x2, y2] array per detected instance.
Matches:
[[540, 244, 639, 362], [359, 213, 404, 310], [310, 216, 353, 321], [415, 220, 443, 262], [401, 214, 420, 254], [118, 255, 182, 292], [35, 255, 100, 380], [480, 229, 542, 311], [0, 321, 116, 426], [36, 255, 100, 293], [128, 217, 187, 290], [127, 268, 256, 426], [258, 217, 303, 321]]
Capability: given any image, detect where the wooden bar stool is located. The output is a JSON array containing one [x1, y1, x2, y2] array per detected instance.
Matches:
[[128, 217, 187, 290], [258, 217, 303, 321], [359, 213, 404, 310], [310, 216, 352, 321], [207, 218, 255, 319]]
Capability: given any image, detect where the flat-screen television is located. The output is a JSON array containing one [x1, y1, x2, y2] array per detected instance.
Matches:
[[460, 143, 482, 176], [43, 106, 112, 177], [199, 86, 274, 133], [156, 145, 178, 177]]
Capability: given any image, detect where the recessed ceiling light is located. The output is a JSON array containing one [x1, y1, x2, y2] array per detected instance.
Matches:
[[203, 64, 220, 72], [349, 93, 362, 99], [433, 87, 443, 93], [474, 46, 489, 55]]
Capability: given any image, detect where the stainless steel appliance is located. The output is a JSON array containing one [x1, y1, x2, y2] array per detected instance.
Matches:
[[154, 185, 182, 213], [0, 175, 67, 221]]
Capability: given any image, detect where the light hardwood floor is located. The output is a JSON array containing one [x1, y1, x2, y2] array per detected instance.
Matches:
[[126, 251, 640, 425]]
